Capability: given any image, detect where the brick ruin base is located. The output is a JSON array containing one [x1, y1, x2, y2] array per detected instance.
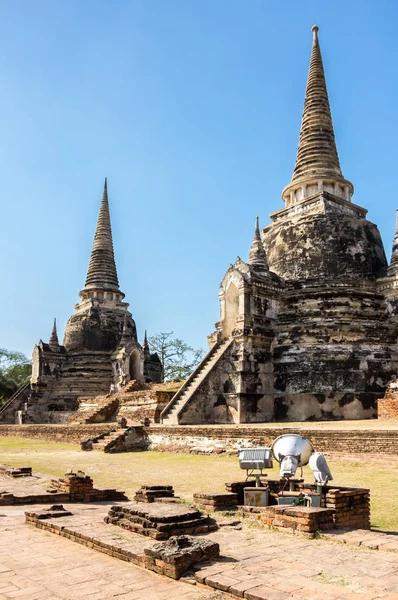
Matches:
[[105, 502, 218, 540], [226, 480, 370, 531], [193, 491, 239, 512], [0, 468, 127, 506], [25, 507, 219, 581], [0, 464, 32, 477], [49, 471, 127, 503], [259, 505, 334, 535], [144, 536, 220, 580], [134, 485, 175, 503], [378, 381, 398, 420], [2, 423, 398, 454]]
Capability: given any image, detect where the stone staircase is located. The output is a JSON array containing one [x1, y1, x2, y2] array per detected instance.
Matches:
[[68, 394, 119, 424], [69, 380, 176, 426], [0, 383, 31, 423], [91, 428, 129, 452], [161, 338, 233, 425]]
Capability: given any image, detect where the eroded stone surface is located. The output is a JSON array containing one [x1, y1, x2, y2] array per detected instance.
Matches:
[[161, 27, 398, 425], [105, 502, 217, 540]]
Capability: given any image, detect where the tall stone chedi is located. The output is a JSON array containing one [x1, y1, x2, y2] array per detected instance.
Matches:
[[161, 26, 398, 424], [4, 180, 162, 423]]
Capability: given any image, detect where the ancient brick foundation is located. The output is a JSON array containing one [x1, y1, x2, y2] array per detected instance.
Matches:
[[325, 487, 370, 529], [193, 492, 239, 512], [147, 425, 398, 454], [0, 424, 116, 443], [2, 423, 398, 454], [144, 536, 220, 580], [134, 485, 175, 503], [0, 465, 32, 477], [0, 468, 127, 506], [378, 381, 398, 420], [378, 399, 398, 419], [259, 505, 334, 535], [105, 503, 218, 540], [226, 480, 370, 532]]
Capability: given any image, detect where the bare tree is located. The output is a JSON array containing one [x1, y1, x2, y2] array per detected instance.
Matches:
[[148, 332, 204, 382]]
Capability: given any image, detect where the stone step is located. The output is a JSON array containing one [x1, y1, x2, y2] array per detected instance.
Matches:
[[161, 338, 233, 424]]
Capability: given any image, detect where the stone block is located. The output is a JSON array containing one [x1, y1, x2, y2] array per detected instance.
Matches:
[[144, 535, 219, 579]]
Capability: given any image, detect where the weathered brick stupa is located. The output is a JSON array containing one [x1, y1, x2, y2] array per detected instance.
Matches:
[[161, 26, 398, 425], [0, 180, 161, 424]]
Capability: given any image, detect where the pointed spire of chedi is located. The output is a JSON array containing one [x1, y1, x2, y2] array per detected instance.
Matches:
[[282, 26, 353, 204], [82, 178, 122, 296], [248, 217, 269, 272], [48, 318, 60, 350], [119, 313, 130, 346]]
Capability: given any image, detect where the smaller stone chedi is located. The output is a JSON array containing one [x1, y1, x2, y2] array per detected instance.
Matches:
[[1, 179, 161, 423], [161, 26, 398, 425]]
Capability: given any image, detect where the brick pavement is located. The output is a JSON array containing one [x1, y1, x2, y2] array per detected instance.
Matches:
[[17, 501, 398, 600], [0, 507, 227, 600], [199, 525, 398, 599]]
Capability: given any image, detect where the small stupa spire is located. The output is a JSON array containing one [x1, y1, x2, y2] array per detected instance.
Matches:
[[82, 178, 122, 295], [48, 318, 60, 350], [119, 313, 130, 346], [248, 217, 269, 272], [142, 330, 151, 356], [389, 209, 398, 274]]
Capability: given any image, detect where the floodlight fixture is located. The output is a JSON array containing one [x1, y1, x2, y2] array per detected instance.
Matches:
[[271, 434, 314, 480], [309, 452, 333, 485]]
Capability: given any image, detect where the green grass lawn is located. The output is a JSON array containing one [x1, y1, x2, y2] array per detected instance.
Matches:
[[0, 436, 396, 532]]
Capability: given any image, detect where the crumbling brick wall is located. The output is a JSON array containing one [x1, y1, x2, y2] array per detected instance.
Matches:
[[226, 479, 370, 530], [378, 383, 398, 419]]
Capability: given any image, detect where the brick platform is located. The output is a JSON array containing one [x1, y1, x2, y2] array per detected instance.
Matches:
[[134, 484, 175, 503], [260, 505, 335, 535], [105, 502, 218, 540], [0, 468, 128, 506], [378, 382, 398, 419], [49, 470, 127, 503], [0, 464, 32, 477], [25, 505, 219, 580], [22, 503, 398, 599], [144, 535, 220, 579], [193, 491, 239, 512], [3, 507, 219, 600], [325, 487, 370, 529], [226, 479, 370, 533]]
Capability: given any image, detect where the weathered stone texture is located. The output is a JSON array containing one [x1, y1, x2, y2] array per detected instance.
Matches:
[[264, 208, 387, 282], [0, 180, 162, 424], [161, 26, 398, 425]]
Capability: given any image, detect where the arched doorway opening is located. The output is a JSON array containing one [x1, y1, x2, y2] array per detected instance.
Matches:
[[223, 283, 240, 338], [129, 351, 141, 381]]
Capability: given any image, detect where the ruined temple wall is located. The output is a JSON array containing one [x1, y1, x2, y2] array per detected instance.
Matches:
[[27, 352, 114, 422], [378, 380, 398, 420], [180, 336, 275, 425], [272, 285, 397, 420]]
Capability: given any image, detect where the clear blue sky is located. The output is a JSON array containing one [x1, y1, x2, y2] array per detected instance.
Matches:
[[1, 0, 398, 358]]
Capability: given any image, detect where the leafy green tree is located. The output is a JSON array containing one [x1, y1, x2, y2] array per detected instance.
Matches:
[[0, 348, 31, 403], [148, 332, 204, 382]]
